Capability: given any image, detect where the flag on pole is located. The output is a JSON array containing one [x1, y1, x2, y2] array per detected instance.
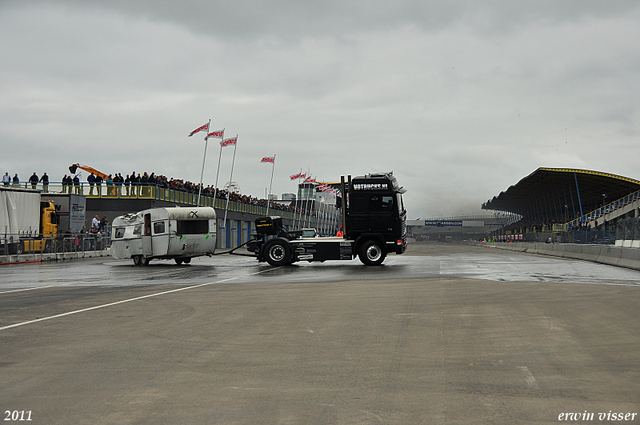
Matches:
[[290, 172, 305, 180], [221, 136, 237, 147], [189, 122, 210, 137], [303, 176, 316, 184], [261, 156, 275, 163], [207, 129, 224, 139]]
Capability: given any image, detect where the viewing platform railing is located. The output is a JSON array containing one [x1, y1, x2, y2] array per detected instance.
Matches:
[[6, 181, 309, 221]]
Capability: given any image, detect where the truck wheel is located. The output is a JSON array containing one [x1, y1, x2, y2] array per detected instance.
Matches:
[[264, 239, 292, 266], [358, 240, 386, 266]]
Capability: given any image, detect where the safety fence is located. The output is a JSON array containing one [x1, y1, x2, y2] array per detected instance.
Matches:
[[615, 217, 640, 247], [494, 229, 616, 244], [1, 233, 110, 262]]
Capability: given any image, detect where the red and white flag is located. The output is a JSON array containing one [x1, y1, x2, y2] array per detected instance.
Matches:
[[207, 129, 224, 139], [260, 157, 275, 163], [221, 136, 237, 147], [290, 172, 306, 180], [188, 122, 209, 137], [303, 176, 316, 184]]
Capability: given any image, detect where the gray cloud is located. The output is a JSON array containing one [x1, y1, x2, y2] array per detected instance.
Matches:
[[2, 0, 639, 218]]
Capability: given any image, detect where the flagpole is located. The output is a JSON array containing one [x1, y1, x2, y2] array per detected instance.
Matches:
[[223, 135, 238, 225], [213, 128, 225, 209], [293, 168, 306, 230], [266, 154, 276, 216], [305, 173, 313, 228], [197, 119, 211, 206], [300, 173, 309, 230]]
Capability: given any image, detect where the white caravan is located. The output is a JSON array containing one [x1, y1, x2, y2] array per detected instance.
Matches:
[[111, 207, 216, 265]]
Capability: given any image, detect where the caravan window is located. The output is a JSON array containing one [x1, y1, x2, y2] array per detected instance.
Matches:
[[133, 225, 141, 236], [114, 228, 125, 239], [176, 220, 209, 235], [153, 221, 166, 235]]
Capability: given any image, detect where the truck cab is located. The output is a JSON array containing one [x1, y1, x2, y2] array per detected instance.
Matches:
[[248, 172, 407, 266], [345, 172, 407, 258], [22, 200, 58, 253]]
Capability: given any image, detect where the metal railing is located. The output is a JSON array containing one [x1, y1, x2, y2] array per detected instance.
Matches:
[[7, 182, 312, 221], [1, 231, 110, 261]]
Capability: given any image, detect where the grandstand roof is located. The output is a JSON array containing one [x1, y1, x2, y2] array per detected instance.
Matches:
[[482, 168, 640, 222]]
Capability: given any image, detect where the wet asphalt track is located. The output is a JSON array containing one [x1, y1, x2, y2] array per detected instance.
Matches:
[[1, 243, 640, 424]]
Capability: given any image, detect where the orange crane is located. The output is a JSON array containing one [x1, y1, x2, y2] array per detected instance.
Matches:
[[68, 163, 109, 180]]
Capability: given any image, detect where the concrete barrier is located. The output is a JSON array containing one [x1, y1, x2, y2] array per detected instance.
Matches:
[[596, 246, 622, 267], [487, 242, 640, 271], [0, 249, 110, 264]]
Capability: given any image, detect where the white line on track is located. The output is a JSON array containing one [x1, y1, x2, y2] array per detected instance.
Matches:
[[0, 285, 56, 295], [517, 366, 539, 389], [0, 267, 280, 332]]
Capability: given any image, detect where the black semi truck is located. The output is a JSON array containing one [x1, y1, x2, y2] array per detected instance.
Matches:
[[247, 172, 407, 266]]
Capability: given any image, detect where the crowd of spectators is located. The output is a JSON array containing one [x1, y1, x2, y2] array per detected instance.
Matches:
[[5, 169, 317, 216], [152, 172, 313, 216], [82, 170, 316, 216]]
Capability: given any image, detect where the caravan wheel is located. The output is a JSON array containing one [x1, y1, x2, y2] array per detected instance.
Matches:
[[133, 256, 142, 266], [175, 258, 183, 265]]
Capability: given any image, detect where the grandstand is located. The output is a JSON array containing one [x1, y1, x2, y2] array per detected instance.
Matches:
[[482, 168, 640, 244]]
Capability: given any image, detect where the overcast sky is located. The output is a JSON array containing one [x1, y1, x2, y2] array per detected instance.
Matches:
[[2, 0, 639, 218]]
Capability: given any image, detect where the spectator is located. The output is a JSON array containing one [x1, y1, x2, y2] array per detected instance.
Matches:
[[124, 174, 130, 196], [141, 172, 149, 196], [114, 173, 123, 196], [73, 174, 81, 194], [106, 174, 114, 196], [130, 172, 139, 196], [64, 174, 73, 193], [91, 215, 100, 232], [87, 172, 96, 195], [29, 172, 39, 190], [100, 216, 109, 236], [12, 173, 19, 187], [95, 173, 103, 196], [39, 172, 49, 193], [2, 172, 10, 187], [61, 174, 68, 193]]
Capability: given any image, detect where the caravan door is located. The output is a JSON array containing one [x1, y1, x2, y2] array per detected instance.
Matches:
[[142, 213, 153, 257]]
